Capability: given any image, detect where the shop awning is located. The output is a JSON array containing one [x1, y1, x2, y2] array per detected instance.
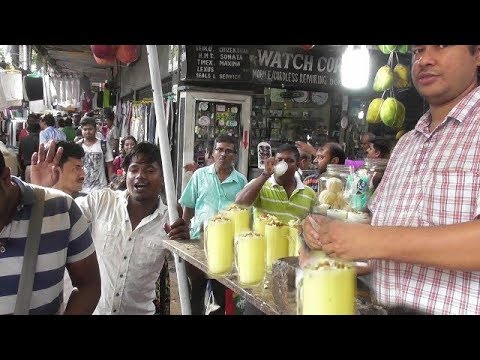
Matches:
[[34, 45, 112, 82]]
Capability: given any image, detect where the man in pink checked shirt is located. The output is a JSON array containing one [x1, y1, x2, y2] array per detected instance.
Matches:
[[302, 45, 480, 315]]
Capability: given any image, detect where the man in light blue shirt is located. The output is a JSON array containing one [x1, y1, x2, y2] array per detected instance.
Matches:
[[39, 114, 66, 145], [179, 135, 247, 314]]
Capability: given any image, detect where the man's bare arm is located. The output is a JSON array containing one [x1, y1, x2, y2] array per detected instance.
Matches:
[[64, 252, 101, 315], [303, 215, 480, 271]]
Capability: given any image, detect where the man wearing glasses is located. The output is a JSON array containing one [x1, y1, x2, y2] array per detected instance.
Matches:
[[179, 135, 247, 315]]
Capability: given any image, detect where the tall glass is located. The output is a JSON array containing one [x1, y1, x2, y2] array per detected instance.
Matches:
[[296, 259, 356, 315], [204, 215, 234, 277], [288, 219, 302, 257], [253, 213, 269, 236], [225, 205, 251, 237], [235, 231, 266, 287], [265, 222, 289, 272]]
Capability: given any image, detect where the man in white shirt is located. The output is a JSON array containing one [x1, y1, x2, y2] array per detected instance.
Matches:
[[31, 141, 189, 315], [77, 117, 114, 193]]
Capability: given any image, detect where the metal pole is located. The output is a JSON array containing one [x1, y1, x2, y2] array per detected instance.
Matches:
[[146, 45, 191, 315]]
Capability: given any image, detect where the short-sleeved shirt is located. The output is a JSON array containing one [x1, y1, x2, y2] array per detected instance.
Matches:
[[179, 164, 247, 239], [39, 126, 66, 145], [106, 125, 119, 151], [75, 188, 169, 315], [79, 139, 114, 193], [253, 173, 318, 224], [0, 177, 95, 315], [60, 126, 76, 142], [369, 85, 480, 314]]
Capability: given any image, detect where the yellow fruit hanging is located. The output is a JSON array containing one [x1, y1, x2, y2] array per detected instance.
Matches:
[[373, 66, 394, 92], [393, 64, 410, 89], [366, 98, 384, 123]]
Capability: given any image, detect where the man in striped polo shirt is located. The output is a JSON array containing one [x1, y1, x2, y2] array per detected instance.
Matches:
[[236, 143, 317, 225], [0, 149, 101, 315]]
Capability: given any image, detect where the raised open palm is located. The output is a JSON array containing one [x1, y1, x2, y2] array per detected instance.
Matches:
[[30, 142, 64, 187]]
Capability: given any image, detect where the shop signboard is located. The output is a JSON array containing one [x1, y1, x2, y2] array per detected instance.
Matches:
[[183, 45, 357, 92]]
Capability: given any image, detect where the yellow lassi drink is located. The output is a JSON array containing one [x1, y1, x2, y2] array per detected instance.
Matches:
[[235, 231, 266, 287], [253, 213, 270, 236], [288, 219, 302, 257], [204, 214, 234, 276], [297, 258, 356, 315], [225, 204, 251, 237], [265, 216, 289, 272]]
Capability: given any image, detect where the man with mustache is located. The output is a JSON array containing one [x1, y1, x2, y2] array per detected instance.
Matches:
[[303, 142, 346, 193], [51, 141, 86, 198], [302, 45, 480, 314]]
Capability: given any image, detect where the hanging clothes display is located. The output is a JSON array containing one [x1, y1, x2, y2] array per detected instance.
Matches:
[[148, 102, 156, 144], [118, 99, 155, 143], [0, 69, 23, 108], [97, 90, 104, 108], [65, 78, 72, 105], [92, 92, 99, 110], [103, 89, 110, 108], [23, 75, 44, 102], [80, 90, 93, 112], [154, 96, 174, 147], [72, 78, 80, 106], [53, 77, 61, 106]]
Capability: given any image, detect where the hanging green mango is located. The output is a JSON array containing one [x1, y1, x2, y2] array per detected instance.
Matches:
[[366, 98, 384, 123], [397, 45, 409, 54], [393, 64, 410, 88], [373, 66, 394, 92], [380, 97, 405, 128], [378, 45, 397, 54]]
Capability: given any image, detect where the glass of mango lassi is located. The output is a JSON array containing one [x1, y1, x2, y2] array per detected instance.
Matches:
[[204, 214, 234, 277], [264, 216, 289, 272], [224, 204, 251, 238], [287, 218, 303, 257], [296, 258, 356, 315], [234, 231, 266, 287]]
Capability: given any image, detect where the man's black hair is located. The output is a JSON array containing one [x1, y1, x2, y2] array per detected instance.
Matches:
[[80, 117, 96, 128], [56, 141, 85, 168], [123, 142, 162, 170], [371, 139, 390, 158], [323, 142, 346, 164], [58, 118, 65, 128], [65, 117, 73, 127], [214, 135, 237, 153], [277, 143, 300, 162], [105, 112, 115, 121], [27, 122, 40, 133], [42, 114, 55, 127]]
